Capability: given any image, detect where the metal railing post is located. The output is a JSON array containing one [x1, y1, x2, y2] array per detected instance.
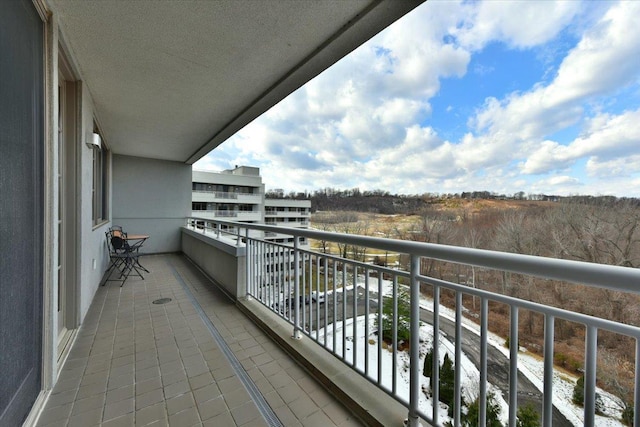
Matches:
[[454, 291, 462, 427], [508, 306, 519, 427], [480, 298, 488, 427], [292, 236, 301, 339], [635, 339, 640, 427], [543, 314, 555, 427], [245, 227, 251, 300], [432, 285, 440, 427], [584, 326, 598, 427], [407, 254, 420, 427]]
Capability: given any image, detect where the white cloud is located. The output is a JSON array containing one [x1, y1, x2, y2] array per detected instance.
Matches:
[[468, 1, 640, 177], [526, 175, 584, 196], [375, 98, 428, 127], [552, 1, 640, 102], [194, 1, 640, 198], [586, 155, 640, 179], [452, 1, 581, 50], [520, 140, 573, 175], [522, 109, 640, 174], [476, 0, 637, 135]]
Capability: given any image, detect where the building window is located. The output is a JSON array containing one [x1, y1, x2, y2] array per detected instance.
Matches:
[[92, 128, 109, 226]]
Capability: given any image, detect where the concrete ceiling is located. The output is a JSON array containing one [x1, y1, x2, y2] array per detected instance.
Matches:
[[48, 0, 424, 164]]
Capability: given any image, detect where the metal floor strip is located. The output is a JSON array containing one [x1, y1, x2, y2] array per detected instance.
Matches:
[[169, 263, 283, 427]]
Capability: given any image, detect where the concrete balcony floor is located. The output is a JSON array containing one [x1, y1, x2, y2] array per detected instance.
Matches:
[[36, 254, 362, 427]]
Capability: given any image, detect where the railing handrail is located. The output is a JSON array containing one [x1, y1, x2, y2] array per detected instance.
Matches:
[[192, 190, 262, 198], [189, 217, 640, 294]]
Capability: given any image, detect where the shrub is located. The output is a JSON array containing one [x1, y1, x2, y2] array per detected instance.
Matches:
[[422, 349, 455, 409], [572, 375, 584, 405], [461, 392, 502, 427], [568, 357, 582, 373], [423, 347, 434, 378], [621, 405, 633, 426], [440, 353, 455, 409], [572, 375, 605, 414], [516, 404, 540, 427], [554, 352, 568, 367], [505, 336, 520, 350], [376, 290, 412, 345]]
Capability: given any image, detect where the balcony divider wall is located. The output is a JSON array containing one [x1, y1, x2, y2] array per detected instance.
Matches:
[[112, 155, 191, 254]]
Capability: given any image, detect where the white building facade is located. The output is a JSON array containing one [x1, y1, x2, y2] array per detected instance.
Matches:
[[192, 167, 311, 244], [192, 167, 311, 289], [192, 167, 264, 223]]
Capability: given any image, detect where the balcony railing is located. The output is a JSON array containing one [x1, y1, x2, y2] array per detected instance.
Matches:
[[264, 209, 309, 217], [192, 190, 262, 199], [191, 210, 261, 219], [185, 217, 640, 427]]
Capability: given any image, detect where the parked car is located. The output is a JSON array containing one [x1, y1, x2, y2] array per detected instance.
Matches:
[[310, 291, 325, 304]]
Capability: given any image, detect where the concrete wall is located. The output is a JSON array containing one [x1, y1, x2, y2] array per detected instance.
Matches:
[[112, 155, 191, 254], [181, 228, 246, 299], [78, 84, 112, 321]]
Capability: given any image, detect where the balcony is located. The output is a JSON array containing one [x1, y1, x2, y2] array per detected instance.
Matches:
[[35, 254, 360, 427], [192, 191, 262, 204], [39, 219, 640, 425], [265, 210, 309, 219], [39, 218, 640, 426], [191, 210, 262, 221]]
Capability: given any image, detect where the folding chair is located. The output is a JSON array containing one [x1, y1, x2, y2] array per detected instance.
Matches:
[[104, 230, 144, 286], [105, 231, 124, 279]]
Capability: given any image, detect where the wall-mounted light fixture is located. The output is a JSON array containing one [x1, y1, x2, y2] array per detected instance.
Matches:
[[86, 132, 101, 149]]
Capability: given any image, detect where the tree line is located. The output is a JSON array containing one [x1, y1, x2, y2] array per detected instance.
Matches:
[[266, 186, 640, 214]]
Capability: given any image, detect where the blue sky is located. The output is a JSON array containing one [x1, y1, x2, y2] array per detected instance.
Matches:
[[195, 0, 640, 197]]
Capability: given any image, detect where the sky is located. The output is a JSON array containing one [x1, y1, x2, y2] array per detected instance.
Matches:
[[194, 0, 640, 197]]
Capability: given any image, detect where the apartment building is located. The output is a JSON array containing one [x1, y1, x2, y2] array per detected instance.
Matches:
[[192, 167, 311, 239], [264, 198, 311, 244], [192, 167, 311, 288], [192, 167, 264, 224]]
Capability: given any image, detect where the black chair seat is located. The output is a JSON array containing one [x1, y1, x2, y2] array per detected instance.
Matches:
[[105, 231, 144, 286]]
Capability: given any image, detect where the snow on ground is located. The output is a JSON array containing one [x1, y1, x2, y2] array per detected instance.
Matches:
[[312, 273, 625, 426], [313, 314, 510, 425], [417, 293, 625, 427]]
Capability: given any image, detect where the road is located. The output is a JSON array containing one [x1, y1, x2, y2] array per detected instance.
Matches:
[[422, 307, 572, 426], [291, 288, 572, 426]]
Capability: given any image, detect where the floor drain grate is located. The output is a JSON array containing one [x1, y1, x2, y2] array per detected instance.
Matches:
[[152, 298, 172, 304]]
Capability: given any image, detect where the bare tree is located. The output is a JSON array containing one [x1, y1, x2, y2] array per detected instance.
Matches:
[[458, 225, 484, 308], [598, 349, 635, 419]]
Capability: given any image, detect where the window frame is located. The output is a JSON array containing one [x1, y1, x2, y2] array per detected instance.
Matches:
[[92, 126, 109, 227]]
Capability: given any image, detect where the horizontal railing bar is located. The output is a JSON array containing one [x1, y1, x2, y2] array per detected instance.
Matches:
[[192, 218, 640, 293], [293, 248, 411, 279]]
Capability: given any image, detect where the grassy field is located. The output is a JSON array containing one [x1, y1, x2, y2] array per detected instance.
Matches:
[[309, 211, 421, 262]]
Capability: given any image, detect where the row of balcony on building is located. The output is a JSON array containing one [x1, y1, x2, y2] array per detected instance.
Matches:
[[192, 167, 311, 228]]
